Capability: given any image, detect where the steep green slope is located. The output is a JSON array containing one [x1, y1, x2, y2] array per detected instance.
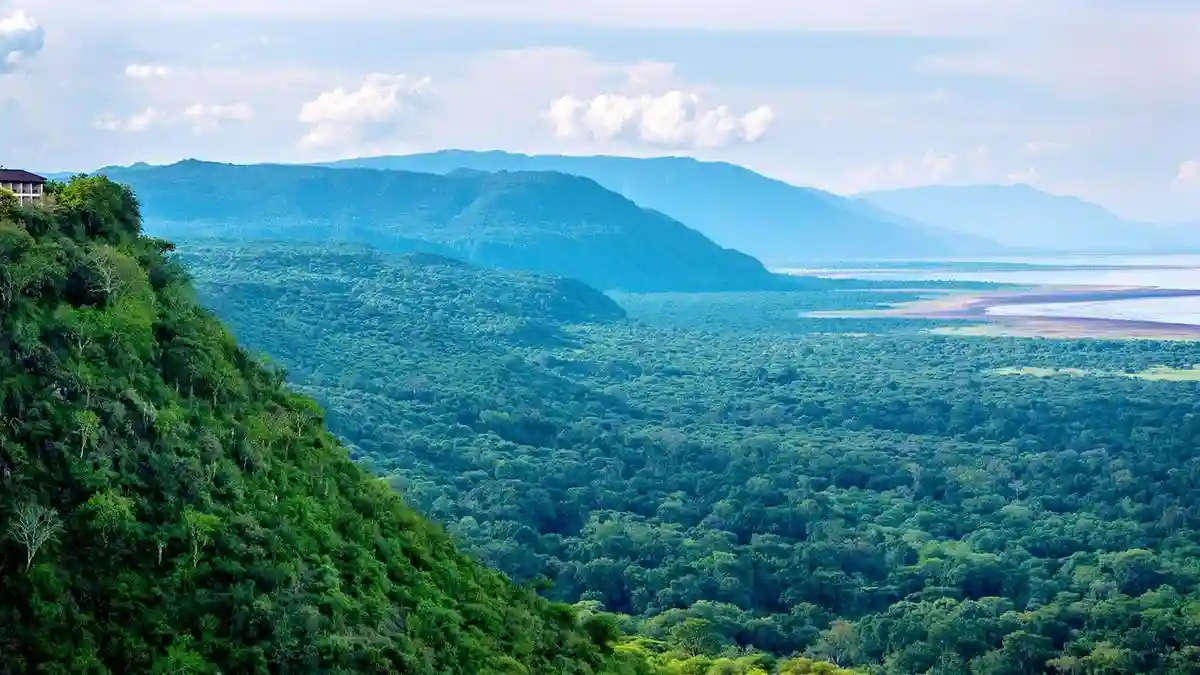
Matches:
[[0, 178, 659, 673], [319, 150, 1000, 262], [95, 160, 792, 293]]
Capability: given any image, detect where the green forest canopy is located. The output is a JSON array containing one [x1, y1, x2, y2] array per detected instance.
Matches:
[[182, 240, 1200, 675]]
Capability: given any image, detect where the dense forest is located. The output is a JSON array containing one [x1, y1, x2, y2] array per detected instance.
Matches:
[[182, 241, 1200, 675], [0, 179, 864, 674], [95, 160, 795, 293]]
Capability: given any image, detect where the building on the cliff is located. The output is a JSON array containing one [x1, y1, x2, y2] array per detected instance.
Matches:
[[0, 168, 46, 205]]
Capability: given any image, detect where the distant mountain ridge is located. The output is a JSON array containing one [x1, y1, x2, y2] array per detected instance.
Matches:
[[317, 150, 1001, 262], [858, 183, 1198, 253], [95, 159, 796, 293]]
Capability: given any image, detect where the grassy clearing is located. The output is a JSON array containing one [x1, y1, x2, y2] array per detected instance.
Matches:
[[931, 323, 1200, 341], [1128, 366, 1200, 381], [989, 365, 1200, 381]]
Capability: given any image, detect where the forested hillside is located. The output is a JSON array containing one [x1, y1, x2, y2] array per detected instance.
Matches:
[[319, 150, 999, 262], [184, 241, 1200, 674], [0, 178, 859, 674], [95, 160, 794, 293]]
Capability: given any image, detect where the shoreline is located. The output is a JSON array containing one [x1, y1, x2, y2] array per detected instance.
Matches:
[[811, 285, 1200, 340]]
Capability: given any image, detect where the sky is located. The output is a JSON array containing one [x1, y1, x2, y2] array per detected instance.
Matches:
[[1, 0, 1198, 222]]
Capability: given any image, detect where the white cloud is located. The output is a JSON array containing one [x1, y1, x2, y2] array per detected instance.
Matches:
[[124, 63, 171, 79], [967, 145, 991, 171], [1175, 160, 1199, 185], [297, 73, 432, 150], [93, 103, 253, 133], [840, 147, 998, 192], [843, 159, 911, 193], [1008, 167, 1038, 183], [183, 102, 253, 132], [0, 9, 42, 72], [921, 151, 957, 181], [625, 60, 676, 89], [546, 91, 774, 149], [93, 107, 166, 132], [1021, 140, 1068, 155]]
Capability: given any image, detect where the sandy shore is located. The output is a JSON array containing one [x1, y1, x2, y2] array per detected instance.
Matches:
[[810, 286, 1200, 340]]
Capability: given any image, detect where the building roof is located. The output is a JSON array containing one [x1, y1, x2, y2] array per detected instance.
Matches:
[[0, 169, 46, 183]]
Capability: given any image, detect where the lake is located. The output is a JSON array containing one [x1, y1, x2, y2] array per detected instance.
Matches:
[[782, 255, 1200, 327]]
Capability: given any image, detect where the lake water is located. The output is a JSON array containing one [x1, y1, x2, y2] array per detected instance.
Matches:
[[986, 297, 1200, 326], [786, 255, 1200, 326]]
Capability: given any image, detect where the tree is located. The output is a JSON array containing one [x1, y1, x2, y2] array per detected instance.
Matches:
[[811, 621, 861, 668], [85, 490, 136, 543], [9, 502, 63, 571], [0, 187, 17, 217], [182, 508, 220, 568], [668, 618, 724, 656], [74, 409, 102, 458], [86, 245, 138, 301]]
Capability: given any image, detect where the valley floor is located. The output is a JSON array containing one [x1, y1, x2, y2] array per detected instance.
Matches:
[[177, 242, 1200, 673]]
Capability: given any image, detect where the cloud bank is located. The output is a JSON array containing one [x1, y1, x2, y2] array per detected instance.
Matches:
[[125, 63, 171, 79], [0, 9, 42, 72], [546, 91, 775, 149], [94, 103, 254, 133], [1176, 160, 1199, 186], [298, 73, 432, 150], [93, 108, 165, 133], [184, 103, 253, 132]]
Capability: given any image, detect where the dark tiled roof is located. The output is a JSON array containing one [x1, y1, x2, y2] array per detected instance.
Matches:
[[0, 169, 46, 183]]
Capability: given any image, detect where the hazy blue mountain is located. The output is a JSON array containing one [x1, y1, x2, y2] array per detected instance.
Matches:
[[858, 183, 1192, 252], [318, 150, 1000, 262], [96, 160, 797, 293]]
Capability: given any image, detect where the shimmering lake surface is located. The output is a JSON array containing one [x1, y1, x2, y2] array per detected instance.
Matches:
[[986, 296, 1200, 326], [785, 255, 1200, 326]]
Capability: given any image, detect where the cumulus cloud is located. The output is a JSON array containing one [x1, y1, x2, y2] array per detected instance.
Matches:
[[1175, 160, 1199, 185], [125, 63, 171, 79], [545, 91, 775, 149], [0, 9, 43, 73], [93, 107, 166, 132], [93, 103, 253, 133], [297, 73, 432, 150], [183, 103, 253, 132]]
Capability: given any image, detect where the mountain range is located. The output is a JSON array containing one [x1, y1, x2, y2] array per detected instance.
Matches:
[[857, 183, 1199, 253], [318, 150, 998, 262], [93, 160, 796, 293], [321, 151, 1200, 258], [53, 151, 1198, 262]]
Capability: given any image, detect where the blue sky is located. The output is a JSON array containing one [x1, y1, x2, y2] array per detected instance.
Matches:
[[2, 0, 1198, 221]]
